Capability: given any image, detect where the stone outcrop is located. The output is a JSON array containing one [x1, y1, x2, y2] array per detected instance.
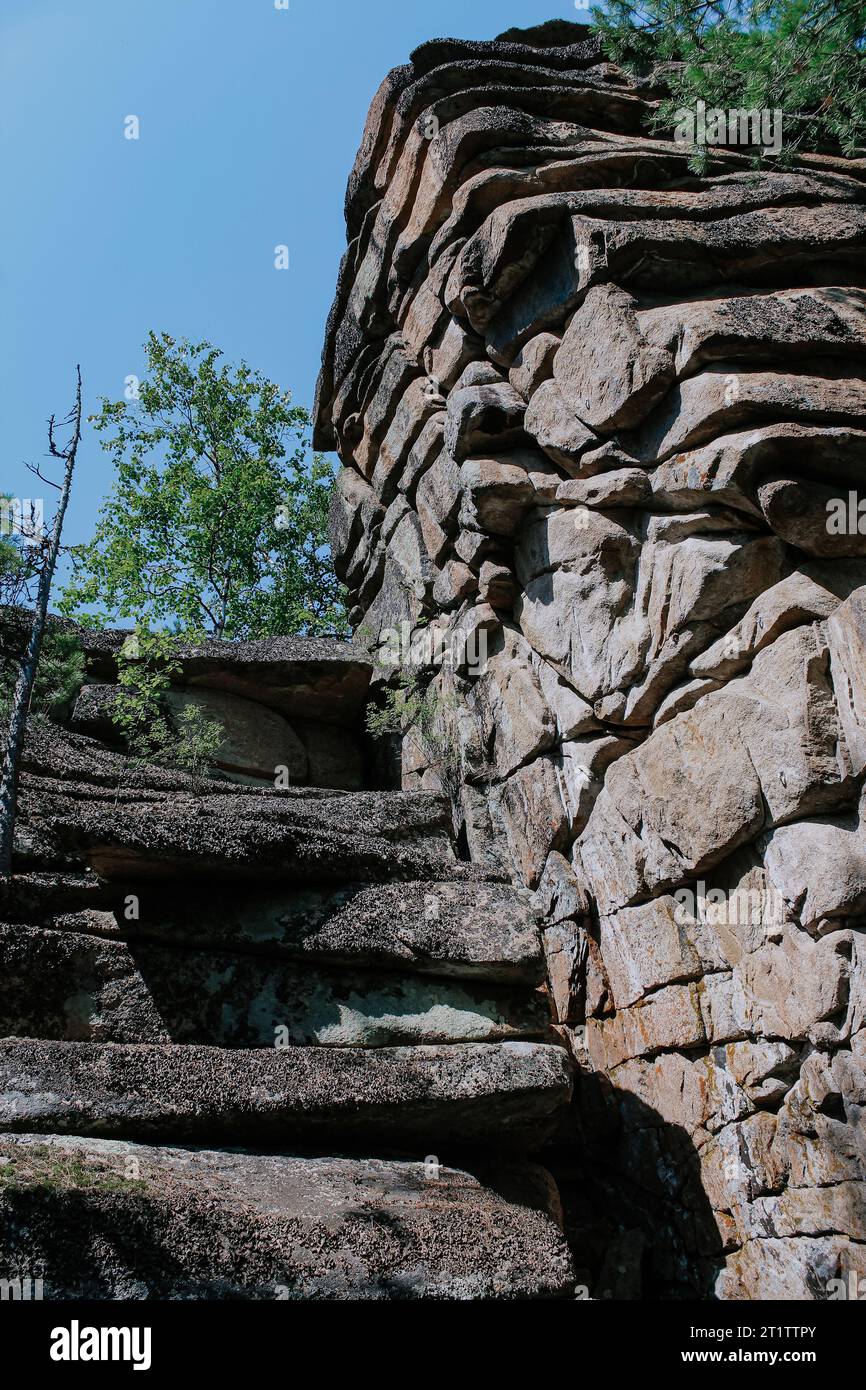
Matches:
[[0, 1134, 574, 1300], [314, 20, 866, 1297], [0, 1039, 569, 1145], [0, 609, 373, 789], [0, 636, 574, 1298]]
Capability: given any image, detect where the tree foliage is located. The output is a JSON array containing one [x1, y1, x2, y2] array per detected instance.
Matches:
[[170, 702, 227, 781], [0, 495, 40, 610], [60, 333, 347, 639], [112, 628, 181, 762], [112, 625, 225, 777], [592, 0, 866, 162], [366, 667, 461, 798], [0, 627, 84, 726]]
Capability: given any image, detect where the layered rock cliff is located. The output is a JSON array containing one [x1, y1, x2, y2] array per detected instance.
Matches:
[[0, 625, 574, 1299], [314, 21, 866, 1298]]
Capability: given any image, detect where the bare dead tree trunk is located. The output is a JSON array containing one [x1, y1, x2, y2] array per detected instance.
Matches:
[[0, 367, 82, 876]]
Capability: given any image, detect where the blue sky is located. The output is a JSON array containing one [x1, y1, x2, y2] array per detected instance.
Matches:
[[1, 0, 592, 578]]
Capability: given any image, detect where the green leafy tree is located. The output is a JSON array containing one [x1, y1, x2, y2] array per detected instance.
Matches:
[[592, 0, 866, 166], [0, 496, 23, 599], [28, 630, 85, 722], [60, 333, 347, 639]]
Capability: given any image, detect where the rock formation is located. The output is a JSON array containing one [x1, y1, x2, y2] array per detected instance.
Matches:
[[314, 20, 866, 1298], [0, 625, 574, 1299]]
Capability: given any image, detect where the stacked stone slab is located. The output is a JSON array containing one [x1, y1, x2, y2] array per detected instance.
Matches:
[[0, 636, 575, 1299], [314, 19, 866, 1297]]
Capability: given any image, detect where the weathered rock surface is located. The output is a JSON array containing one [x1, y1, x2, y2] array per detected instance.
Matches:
[[314, 19, 866, 1299], [0, 923, 548, 1047], [9, 16, 866, 1304], [1, 623, 569, 1296], [72, 682, 314, 784], [0, 1133, 575, 1300], [4, 610, 372, 790], [0, 1039, 572, 1146], [33, 879, 545, 982], [16, 738, 457, 883], [75, 622, 372, 724]]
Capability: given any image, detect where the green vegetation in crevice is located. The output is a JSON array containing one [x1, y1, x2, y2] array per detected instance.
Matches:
[[366, 667, 463, 799], [111, 625, 226, 780]]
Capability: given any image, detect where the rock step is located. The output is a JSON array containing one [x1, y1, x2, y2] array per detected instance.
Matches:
[[31, 880, 543, 983], [17, 775, 462, 883], [0, 923, 549, 1048], [0, 1133, 576, 1299], [0, 1039, 571, 1147], [0, 872, 109, 918]]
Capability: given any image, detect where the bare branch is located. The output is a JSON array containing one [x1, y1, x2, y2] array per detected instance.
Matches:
[[25, 460, 62, 491]]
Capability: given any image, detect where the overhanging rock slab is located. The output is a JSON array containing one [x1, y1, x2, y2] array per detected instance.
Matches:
[[37, 880, 544, 985], [0, 1039, 572, 1147]]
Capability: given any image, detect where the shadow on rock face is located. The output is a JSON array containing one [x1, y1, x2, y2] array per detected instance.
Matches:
[[0, 1137, 578, 1300], [544, 1067, 725, 1301]]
